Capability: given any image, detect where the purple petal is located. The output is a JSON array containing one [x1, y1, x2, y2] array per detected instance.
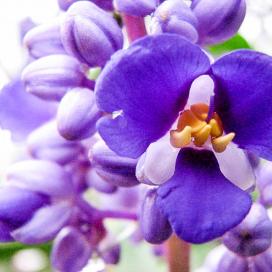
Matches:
[[95, 34, 210, 158], [0, 186, 49, 228], [51, 226, 92, 272], [211, 50, 272, 161], [157, 148, 252, 243], [7, 160, 74, 198], [0, 79, 56, 141], [12, 203, 72, 244], [0, 221, 14, 242]]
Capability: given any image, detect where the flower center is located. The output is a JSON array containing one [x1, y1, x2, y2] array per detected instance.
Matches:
[[170, 103, 235, 153]]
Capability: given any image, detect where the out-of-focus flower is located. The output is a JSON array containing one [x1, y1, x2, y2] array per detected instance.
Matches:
[[95, 33, 272, 243], [22, 54, 89, 100], [257, 162, 272, 207], [58, 0, 113, 11], [60, 1, 123, 67]]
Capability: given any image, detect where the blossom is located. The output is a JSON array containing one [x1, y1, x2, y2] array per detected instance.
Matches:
[[95, 33, 272, 243]]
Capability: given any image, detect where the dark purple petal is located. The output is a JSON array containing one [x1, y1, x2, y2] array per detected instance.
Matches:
[[0, 79, 56, 141], [211, 50, 272, 161], [0, 221, 14, 242], [57, 88, 102, 140], [140, 189, 172, 244], [95, 34, 210, 158], [7, 159, 74, 198], [12, 203, 72, 244], [90, 140, 139, 187], [157, 148, 252, 243], [51, 227, 92, 272], [0, 186, 49, 228]]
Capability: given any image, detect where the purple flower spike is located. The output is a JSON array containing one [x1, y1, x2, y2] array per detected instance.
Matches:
[[191, 0, 246, 45], [7, 159, 74, 198], [24, 20, 66, 58], [27, 121, 83, 165], [51, 227, 92, 272], [223, 203, 272, 257], [22, 54, 87, 101], [140, 189, 172, 244], [151, 0, 199, 43], [114, 0, 161, 17], [57, 88, 102, 140], [89, 140, 139, 187], [58, 0, 113, 11], [0, 79, 56, 141], [61, 1, 123, 67]]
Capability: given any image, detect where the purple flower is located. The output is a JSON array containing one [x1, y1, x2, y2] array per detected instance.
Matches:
[[60, 1, 123, 67], [95, 33, 272, 243], [22, 54, 90, 101], [58, 0, 113, 11], [57, 87, 102, 140], [23, 20, 66, 58]]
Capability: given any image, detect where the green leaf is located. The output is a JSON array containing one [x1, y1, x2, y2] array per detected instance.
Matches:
[[208, 34, 252, 56]]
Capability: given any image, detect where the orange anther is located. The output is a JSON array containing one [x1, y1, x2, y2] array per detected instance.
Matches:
[[193, 124, 212, 147], [170, 126, 192, 148], [190, 103, 209, 121], [212, 133, 235, 153]]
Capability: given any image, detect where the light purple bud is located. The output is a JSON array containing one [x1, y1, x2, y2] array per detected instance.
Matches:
[[114, 0, 160, 17], [151, 0, 198, 43], [57, 88, 102, 140], [257, 163, 272, 207], [223, 203, 272, 257], [89, 140, 139, 187], [22, 54, 87, 101], [0, 186, 49, 229], [101, 245, 121, 265], [51, 227, 92, 272], [140, 189, 172, 244], [87, 169, 117, 194], [191, 0, 246, 45], [27, 121, 83, 165], [7, 160, 74, 198], [60, 1, 123, 67], [58, 0, 113, 11], [24, 20, 66, 58], [217, 250, 248, 272], [19, 17, 36, 43]]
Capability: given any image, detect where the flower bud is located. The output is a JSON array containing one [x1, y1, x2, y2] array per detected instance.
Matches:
[[114, 0, 160, 17], [57, 88, 102, 141], [101, 245, 121, 265], [27, 121, 83, 165], [22, 54, 87, 100], [24, 20, 66, 58], [140, 189, 172, 244], [52, 227, 92, 272], [151, 0, 198, 43], [58, 0, 113, 11], [223, 203, 272, 257], [191, 0, 246, 45], [60, 1, 123, 67], [257, 163, 272, 207], [89, 140, 139, 187]]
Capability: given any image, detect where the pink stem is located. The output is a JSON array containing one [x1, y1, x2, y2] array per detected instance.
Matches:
[[122, 14, 147, 43]]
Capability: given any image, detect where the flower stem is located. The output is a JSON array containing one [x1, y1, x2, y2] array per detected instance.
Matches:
[[166, 235, 191, 272], [122, 14, 147, 43]]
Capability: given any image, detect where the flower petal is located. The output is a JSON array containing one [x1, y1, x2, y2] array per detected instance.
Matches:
[[0, 79, 56, 140], [95, 34, 210, 158], [12, 203, 72, 244], [211, 50, 272, 161], [157, 148, 252, 243], [214, 142, 255, 191]]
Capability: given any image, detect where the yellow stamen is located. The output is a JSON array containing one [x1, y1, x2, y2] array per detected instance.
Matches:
[[212, 133, 235, 153], [170, 126, 192, 148], [177, 110, 206, 134], [190, 103, 209, 121], [209, 118, 223, 137], [193, 124, 212, 147]]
